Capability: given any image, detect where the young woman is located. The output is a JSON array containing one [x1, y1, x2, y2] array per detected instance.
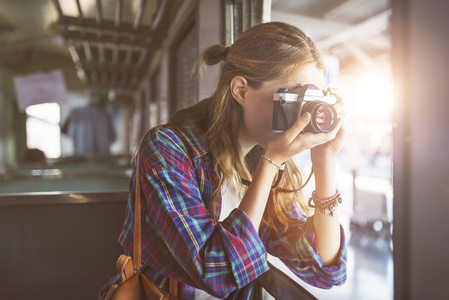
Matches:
[[100, 21, 347, 300]]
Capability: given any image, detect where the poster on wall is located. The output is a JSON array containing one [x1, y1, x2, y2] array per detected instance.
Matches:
[[13, 69, 67, 111]]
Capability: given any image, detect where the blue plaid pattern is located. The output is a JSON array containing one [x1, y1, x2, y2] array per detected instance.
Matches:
[[99, 126, 346, 299]]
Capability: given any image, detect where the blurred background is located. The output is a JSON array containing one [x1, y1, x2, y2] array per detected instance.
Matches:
[[1, 0, 447, 300]]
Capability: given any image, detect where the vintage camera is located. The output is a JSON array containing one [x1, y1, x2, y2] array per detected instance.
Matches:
[[272, 84, 337, 133]]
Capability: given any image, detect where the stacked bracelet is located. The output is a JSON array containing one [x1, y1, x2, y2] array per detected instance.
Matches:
[[308, 189, 342, 217]]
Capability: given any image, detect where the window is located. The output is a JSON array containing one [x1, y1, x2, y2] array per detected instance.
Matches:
[[270, 1, 393, 299], [25, 103, 61, 158]]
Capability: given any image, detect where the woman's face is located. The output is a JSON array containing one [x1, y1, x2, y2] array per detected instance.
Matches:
[[238, 63, 325, 152]]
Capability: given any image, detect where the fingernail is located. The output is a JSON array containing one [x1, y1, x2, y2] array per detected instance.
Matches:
[[303, 112, 311, 120]]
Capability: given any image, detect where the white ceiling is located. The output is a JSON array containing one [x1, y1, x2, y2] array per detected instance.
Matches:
[[271, 0, 391, 74], [0, 0, 392, 93]]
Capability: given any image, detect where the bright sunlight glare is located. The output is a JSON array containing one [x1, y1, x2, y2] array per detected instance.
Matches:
[[25, 103, 61, 158], [353, 75, 394, 116]]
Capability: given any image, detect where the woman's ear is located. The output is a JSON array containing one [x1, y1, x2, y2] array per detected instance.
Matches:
[[230, 76, 248, 106]]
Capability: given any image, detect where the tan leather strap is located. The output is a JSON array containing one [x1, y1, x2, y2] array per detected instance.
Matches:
[[170, 279, 179, 298], [116, 254, 134, 282], [133, 153, 179, 296], [133, 155, 142, 270]]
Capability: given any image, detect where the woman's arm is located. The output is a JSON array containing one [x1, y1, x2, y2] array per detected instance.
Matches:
[[238, 156, 280, 232], [311, 156, 341, 266], [311, 88, 347, 266], [255, 87, 347, 267], [238, 111, 334, 232], [135, 127, 270, 298], [259, 210, 347, 289]]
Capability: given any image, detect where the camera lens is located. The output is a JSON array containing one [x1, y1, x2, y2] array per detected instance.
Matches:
[[315, 105, 336, 131], [303, 102, 337, 133]]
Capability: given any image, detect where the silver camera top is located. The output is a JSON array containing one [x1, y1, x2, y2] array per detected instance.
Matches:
[[273, 84, 336, 104]]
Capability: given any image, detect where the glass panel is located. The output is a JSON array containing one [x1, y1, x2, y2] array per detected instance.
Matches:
[[270, 1, 393, 299], [25, 103, 61, 159]]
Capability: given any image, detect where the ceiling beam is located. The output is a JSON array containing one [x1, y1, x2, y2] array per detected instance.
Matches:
[[60, 16, 153, 38], [62, 30, 153, 48], [271, 9, 390, 51], [315, 10, 390, 50], [79, 60, 147, 75], [313, 0, 366, 20], [341, 42, 385, 74], [270, 11, 350, 37]]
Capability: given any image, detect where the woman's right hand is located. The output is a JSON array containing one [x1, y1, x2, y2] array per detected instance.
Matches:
[[263, 111, 344, 164]]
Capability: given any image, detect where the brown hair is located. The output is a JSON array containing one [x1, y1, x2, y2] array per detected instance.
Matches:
[[167, 22, 326, 233]]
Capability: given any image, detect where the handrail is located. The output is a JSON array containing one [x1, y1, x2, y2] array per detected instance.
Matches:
[[0, 190, 128, 206], [253, 262, 318, 300], [1, 167, 131, 179]]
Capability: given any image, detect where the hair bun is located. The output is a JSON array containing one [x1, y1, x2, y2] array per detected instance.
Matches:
[[200, 44, 229, 66], [223, 46, 230, 58]]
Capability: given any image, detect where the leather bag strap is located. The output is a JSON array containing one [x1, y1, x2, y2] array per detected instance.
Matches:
[[133, 152, 179, 296], [133, 155, 142, 270]]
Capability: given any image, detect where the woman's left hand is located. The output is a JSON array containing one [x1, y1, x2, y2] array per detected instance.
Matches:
[[311, 88, 348, 161]]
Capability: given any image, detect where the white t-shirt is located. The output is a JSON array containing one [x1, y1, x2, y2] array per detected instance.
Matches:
[[195, 179, 241, 299]]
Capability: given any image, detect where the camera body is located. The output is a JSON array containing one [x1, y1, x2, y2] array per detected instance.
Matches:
[[272, 84, 337, 133]]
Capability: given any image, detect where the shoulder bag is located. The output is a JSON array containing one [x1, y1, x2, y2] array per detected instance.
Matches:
[[104, 154, 179, 300]]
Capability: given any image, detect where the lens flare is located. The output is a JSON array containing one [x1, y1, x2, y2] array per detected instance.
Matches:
[[314, 104, 336, 132]]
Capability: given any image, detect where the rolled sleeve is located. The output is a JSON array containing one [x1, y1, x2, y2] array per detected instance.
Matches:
[[296, 218, 347, 288], [261, 205, 347, 289], [219, 209, 269, 288], [136, 127, 269, 298]]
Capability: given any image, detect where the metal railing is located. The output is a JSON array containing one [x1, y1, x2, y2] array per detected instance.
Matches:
[[253, 262, 318, 300]]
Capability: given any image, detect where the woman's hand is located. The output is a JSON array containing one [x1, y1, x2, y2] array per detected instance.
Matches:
[[311, 88, 347, 161], [308, 88, 347, 266], [264, 99, 345, 165]]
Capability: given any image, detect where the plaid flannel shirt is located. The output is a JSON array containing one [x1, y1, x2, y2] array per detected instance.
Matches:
[[99, 126, 346, 299]]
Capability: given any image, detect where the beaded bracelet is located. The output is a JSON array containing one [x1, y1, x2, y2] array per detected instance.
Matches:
[[312, 189, 339, 202], [308, 189, 340, 207], [308, 189, 342, 217]]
